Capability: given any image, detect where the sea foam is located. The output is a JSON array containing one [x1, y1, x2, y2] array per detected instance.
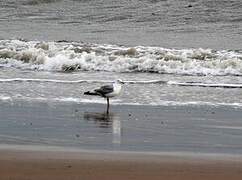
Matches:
[[0, 40, 242, 76], [1, 95, 242, 109]]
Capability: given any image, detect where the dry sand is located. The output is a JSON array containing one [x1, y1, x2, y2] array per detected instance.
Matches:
[[0, 147, 242, 180]]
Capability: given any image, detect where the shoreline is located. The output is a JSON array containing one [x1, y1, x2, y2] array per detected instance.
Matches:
[[1, 143, 242, 160]]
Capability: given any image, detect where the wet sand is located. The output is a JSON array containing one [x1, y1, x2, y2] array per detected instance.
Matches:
[[1, 100, 242, 153], [1, 100, 242, 179], [0, 147, 242, 180]]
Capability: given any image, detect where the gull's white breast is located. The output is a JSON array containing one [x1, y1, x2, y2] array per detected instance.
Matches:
[[106, 83, 122, 97]]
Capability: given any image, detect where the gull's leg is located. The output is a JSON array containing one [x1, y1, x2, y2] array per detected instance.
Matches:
[[106, 97, 110, 114]]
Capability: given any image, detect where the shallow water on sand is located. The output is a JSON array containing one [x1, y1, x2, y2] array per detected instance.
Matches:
[[1, 67, 242, 107], [1, 100, 242, 154]]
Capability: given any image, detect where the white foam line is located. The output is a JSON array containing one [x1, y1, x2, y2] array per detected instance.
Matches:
[[0, 96, 12, 101], [168, 81, 242, 88], [154, 100, 242, 108], [0, 78, 113, 84], [0, 78, 167, 84], [1, 96, 242, 109], [1, 78, 242, 88], [125, 80, 167, 84]]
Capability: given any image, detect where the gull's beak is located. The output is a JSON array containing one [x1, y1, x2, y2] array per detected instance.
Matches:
[[117, 79, 125, 84]]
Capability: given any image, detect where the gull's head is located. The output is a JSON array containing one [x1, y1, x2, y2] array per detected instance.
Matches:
[[116, 79, 125, 84]]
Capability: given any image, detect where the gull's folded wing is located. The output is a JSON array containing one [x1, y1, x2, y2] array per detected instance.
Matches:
[[94, 85, 114, 96]]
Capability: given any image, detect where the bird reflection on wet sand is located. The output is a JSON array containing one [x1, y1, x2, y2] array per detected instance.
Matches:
[[83, 111, 115, 128], [83, 111, 121, 144]]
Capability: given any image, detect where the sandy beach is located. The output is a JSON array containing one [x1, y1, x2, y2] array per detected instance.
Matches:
[[0, 146, 242, 180], [1, 0, 242, 179]]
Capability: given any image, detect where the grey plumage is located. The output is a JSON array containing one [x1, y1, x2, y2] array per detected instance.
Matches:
[[94, 85, 114, 97], [84, 79, 124, 114], [84, 84, 114, 97]]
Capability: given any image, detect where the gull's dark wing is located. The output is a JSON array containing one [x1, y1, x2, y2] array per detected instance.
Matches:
[[94, 85, 113, 97]]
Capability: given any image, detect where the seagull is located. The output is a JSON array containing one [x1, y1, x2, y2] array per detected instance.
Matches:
[[84, 79, 124, 114]]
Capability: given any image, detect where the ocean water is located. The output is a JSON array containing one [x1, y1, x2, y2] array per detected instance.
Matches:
[[0, 0, 242, 153], [0, 0, 242, 49], [1, 39, 242, 107], [0, 0, 242, 113]]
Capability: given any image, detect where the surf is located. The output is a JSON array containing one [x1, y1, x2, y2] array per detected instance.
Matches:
[[0, 40, 242, 76]]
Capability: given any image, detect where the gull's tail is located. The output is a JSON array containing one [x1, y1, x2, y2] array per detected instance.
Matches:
[[84, 91, 99, 96]]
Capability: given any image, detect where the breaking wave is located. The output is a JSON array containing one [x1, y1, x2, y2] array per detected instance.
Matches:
[[1, 39, 242, 76]]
